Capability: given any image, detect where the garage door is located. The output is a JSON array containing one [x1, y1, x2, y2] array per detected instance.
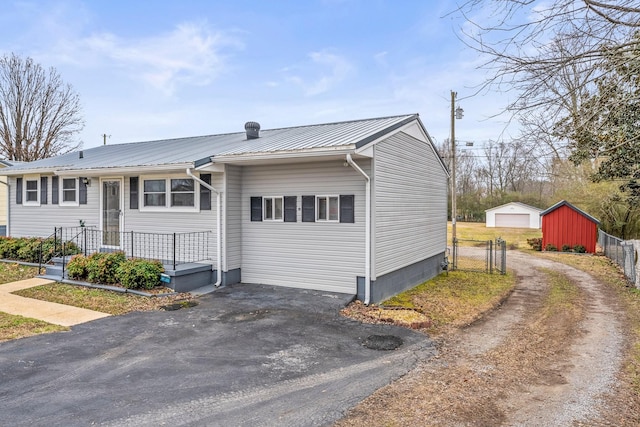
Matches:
[[495, 213, 530, 228]]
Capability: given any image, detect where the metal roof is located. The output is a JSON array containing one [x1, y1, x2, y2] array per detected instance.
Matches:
[[540, 200, 600, 224], [3, 114, 418, 174], [485, 201, 543, 213]]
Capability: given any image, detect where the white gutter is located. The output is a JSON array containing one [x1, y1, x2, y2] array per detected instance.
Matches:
[[0, 180, 9, 237], [346, 154, 371, 305], [186, 168, 223, 288]]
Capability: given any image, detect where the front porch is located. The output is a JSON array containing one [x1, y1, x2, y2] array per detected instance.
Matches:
[[38, 227, 229, 292]]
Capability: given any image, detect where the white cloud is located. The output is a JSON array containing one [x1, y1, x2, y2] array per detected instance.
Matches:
[[285, 50, 354, 96], [81, 22, 243, 95]]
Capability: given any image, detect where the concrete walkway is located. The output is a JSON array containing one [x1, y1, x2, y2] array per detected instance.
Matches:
[[0, 278, 110, 326]]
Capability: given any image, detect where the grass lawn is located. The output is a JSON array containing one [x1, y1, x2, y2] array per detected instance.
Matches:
[[449, 221, 541, 249], [0, 262, 69, 342], [0, 261, 193, 342], [14, 283, 193, 315], [342, 270, 516, 336]]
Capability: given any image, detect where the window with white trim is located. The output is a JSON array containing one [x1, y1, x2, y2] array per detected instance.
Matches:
[[170, 178, 195, 207], [316, 195, 339, 221], [143, 179, 166, 207], [263, 196, 283, 221], [60, 178, 78, 205], [140, 176, 198, 211], [23, 175, 40, 206]]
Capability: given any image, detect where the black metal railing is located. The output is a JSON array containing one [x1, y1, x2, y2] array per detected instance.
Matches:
[[39, 227, 213, 272]]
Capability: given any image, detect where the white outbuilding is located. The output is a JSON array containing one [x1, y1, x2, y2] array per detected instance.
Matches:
[[485, 202, 542, 229]]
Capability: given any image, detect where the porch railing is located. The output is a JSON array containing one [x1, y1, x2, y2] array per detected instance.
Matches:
[[39, 227, 213, 272]]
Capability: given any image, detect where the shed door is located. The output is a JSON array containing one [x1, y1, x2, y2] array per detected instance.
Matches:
[[495, 213, 529, 228]]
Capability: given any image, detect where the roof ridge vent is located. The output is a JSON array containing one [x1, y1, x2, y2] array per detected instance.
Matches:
[[245, 121, 260, 139]]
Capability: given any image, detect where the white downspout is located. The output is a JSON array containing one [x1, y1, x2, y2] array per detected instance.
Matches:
[[346, 154, 371, 305], [187, 168, 222, 287], [0, 180, 9, 237]]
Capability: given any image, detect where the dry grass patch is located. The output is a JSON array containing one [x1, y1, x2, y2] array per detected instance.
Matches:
[[0, 312, 67, 342], [13, 283, 195, 315], [0, 262, 38, 284], [341, 271, 516, 336], [449, 221, 541, 249]]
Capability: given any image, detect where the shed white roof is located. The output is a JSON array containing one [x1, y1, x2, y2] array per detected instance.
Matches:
[[485, 202, 543, 214]]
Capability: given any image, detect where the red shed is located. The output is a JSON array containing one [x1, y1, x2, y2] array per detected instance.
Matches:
[[541, 200, 600, 253]]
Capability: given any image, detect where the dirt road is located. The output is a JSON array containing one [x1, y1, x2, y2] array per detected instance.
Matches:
[[337, 251, 639, 426]]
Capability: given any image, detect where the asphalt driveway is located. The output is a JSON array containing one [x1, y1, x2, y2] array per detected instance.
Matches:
[[0, 283, 434, 426]]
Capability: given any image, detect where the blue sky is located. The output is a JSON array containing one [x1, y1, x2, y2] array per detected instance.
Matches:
[[0, 0, 514, 150]]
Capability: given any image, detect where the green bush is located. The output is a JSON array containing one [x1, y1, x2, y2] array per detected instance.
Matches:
[[561, 244, 572, 252], [545, 243, 558, 252], [0, 236, 81, 263], [0, 238, 26, 260], [86, 251, 126, 284], [573, 244, 587, 253], [66, 255, 89, 280], [16, 238, 41, 262], [116, 259, 164, 290], [526, 237, 542, 251]]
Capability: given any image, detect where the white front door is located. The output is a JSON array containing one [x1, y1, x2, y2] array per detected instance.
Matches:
[[101, 178, 124, 247]]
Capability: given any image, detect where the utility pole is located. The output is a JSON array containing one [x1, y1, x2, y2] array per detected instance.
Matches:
[[450, 91, 464, 247], [451, 91, 457, 246]]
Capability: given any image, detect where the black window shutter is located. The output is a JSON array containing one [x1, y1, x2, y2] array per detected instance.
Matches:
[[130, 177, 139, 209], [200, 174, 211, 210], [284, 196, 297, 222], [340, 195, 355, 223], [302, 195, 315, 222], [251, 197, 262, 221], [79, 177, 88, 204], [40, 177, 48, 205], [51, 176, 58, 204], [16, 178, 22, 204]]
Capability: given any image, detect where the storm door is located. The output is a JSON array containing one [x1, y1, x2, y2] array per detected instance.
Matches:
[[101, 179, 123, 247]]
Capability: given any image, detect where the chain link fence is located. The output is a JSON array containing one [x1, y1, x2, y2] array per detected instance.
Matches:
[[598, 229, 636, 285], [452, 238, 506, 274]]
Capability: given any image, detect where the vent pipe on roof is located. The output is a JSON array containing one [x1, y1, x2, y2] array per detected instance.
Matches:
[[245, 121, 260, 139], [79, 150, 83, 159]]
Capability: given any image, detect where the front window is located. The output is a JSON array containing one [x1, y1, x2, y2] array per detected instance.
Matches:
[[263, 196, 283, 221], [170, 179, 195, 207], [25, 179, 38, 202], [140, 176, 198, 211], [62, 178, 77, 203], [143, 179, 166, 207], [316, 196, 339, 221]]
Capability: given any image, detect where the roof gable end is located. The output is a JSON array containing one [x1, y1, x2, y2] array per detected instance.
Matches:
[[541, 200, 600, 224]]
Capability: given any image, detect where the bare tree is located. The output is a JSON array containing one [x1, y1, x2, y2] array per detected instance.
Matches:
[[457, 1, 640, 129], [0, 53, 84, 161]]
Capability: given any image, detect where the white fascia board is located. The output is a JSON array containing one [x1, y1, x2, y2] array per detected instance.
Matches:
[[195, 162, 225, 173], [54, 162, 194, 177], [3, 167, 59, 176], [213, 146, 356, 163]]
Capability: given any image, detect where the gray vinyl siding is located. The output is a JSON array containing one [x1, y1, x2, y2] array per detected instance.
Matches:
[[9, 175, 98, 237], [123, 174, 220, 262], [8, 174, 219, 265], [241, 160, 368, 294], [225, 164, 242, 271], [374, 132, 447, 277]]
